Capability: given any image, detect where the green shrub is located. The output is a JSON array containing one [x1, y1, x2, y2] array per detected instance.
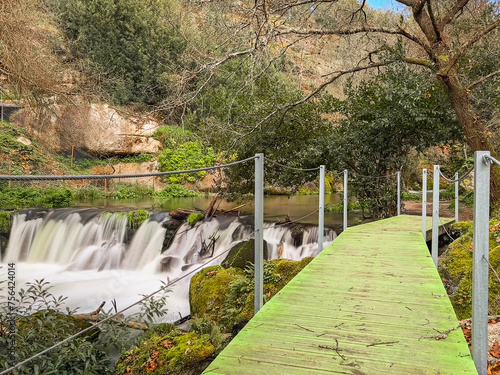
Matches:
[[0, 186, 74, 209], [158, 142, 216, 184], [110, 184, 154, 200], [127, 210, 151, 228], [155, 184, 201, 198]]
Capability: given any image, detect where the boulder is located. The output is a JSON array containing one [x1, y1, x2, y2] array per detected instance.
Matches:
[[12, 99, 161, 156], [221, 239, 268, 269], [114, 323, 218, 375], [189, 258, 314, 333]]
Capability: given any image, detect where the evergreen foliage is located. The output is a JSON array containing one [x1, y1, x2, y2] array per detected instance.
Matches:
[[57, 0, 187, 104]]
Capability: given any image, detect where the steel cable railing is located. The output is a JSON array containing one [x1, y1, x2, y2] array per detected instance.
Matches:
[[0, 156, 257, 181]]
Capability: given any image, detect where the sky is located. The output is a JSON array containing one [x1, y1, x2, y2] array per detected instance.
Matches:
[[367, 0, 405, 11]]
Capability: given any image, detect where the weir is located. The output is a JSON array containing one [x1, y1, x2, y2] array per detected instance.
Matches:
[[1, 208, 335, 319]]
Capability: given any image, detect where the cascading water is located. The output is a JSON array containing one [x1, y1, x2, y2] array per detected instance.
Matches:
[[1, 208, 336, 321]]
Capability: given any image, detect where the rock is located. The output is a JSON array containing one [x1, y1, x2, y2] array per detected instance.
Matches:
[[189, 258, 314, 333], [189, 266, 245, 331], [114, 323, 217, 375], [12, 99, 161, 156], [221, 239, 268, 269], [16, 136, 31, 146]]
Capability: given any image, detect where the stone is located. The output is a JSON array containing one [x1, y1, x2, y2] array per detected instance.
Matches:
[[12, 98, 161, 156], [221, 239, 268, 269]]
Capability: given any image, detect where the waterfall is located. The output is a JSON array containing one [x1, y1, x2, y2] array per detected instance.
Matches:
[[1, 208, 336, 319]]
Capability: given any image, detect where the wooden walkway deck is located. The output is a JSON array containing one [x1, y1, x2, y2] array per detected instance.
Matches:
[[203, 215, 476, 374]]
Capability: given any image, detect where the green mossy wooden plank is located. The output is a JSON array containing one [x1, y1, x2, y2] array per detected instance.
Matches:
[[203, 215, 476, 374]]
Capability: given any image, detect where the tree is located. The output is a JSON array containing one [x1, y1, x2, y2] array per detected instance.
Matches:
[[326, 64, 462, 217], [57, 0, 188, 104], [194, 0, 500, 201]]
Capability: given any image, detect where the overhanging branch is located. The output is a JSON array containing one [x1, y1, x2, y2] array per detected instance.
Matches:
[[468, 69, 500, 90], [277, 25, 432, 56], [445, 18, 500, 75]]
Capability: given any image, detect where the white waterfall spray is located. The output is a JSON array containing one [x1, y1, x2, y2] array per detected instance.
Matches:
[[1, 208, 336, 320]]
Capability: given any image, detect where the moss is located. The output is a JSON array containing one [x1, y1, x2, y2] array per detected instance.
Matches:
[[189, 266, 245, 330], [187, 212, 204, 227], [127, 209, 150, 228], [440, 220, 500, 320], [221, 240, 268, 269], [114, 330, 216, 375], [0, 211, 11, 234], [190, 259, 313, 333]]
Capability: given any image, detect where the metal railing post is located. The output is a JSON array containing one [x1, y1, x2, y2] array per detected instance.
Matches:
[[422, 169, 427, 239], [254, 153, 264, 314], [397, 171, 401, 216], [343, 170, 348, 231], [455, 172, 459, 222], [318, 165, 325, 252], [472, 151, 490, 375], [431, 165, 440, 267]]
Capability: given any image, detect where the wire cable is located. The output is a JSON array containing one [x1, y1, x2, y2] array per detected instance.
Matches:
[[438, 167, 474, 184], [0, 156, 257, 181], [0, 229, 257, 375], [349, 172, 398, 180], [273, 208, 320, 226], [264, 157, 320, 172]]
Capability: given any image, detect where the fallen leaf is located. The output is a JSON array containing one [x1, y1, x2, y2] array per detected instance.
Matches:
[[492, 342, 500, 358]]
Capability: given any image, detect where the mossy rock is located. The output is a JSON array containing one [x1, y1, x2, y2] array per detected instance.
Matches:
[[221, 239, 268, 269], [17, 309, 100, 342], [114, 329, 215, 375], [127, 209, 151, 228], [187, 212, 204, 227], [439, 219, 500, 320], [189, 266, 245, 330], [190, 258, 313, 333]]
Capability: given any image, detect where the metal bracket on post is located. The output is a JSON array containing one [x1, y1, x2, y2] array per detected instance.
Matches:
[[343, 170, 348, 232], [431, 165, 440, 267], [455, 172, 459, 223], [397, 171, 401, 216], [318, 165, 325, 252], [472, 151, 490, 375], [254, 153, 264, 315], [422, 169, 427, 239]]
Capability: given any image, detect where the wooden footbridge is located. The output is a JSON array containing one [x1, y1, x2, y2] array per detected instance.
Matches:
[[203, 215, 476, 374]]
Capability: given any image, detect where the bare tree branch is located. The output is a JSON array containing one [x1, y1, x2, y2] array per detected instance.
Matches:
[[438, 0, 470, 31], [468, 69, 500, 90], [426, 0, 441, 41], [273, 0, 339, 13], [232, 62, 389, 146], [277, 25, 433, 56], [350, 0, 367, 24], [445, 18, 500, 74], [396, 0, 417, 6]]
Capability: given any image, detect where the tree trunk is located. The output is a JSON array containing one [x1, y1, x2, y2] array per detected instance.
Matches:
[[439, 72, 499, 207]]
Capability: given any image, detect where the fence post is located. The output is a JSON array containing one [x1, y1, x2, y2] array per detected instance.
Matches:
[[254, 153, 264, 315], [318, 165, 325, 252], [397, 171, 401, 216], [472, 151, 490, 375], [455, 172, 459, 222], [422, 169, 427, 239], [343, 170, 348, 232], [431, 165, 440, 267]]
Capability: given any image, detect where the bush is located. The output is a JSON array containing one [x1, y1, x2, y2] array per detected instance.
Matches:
[[158, 141, 216, 184]]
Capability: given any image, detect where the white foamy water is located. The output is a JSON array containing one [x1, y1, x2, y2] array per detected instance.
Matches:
[[1, 208, 336, 321]]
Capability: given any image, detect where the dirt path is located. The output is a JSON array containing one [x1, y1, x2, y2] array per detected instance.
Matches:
[[402, 200, 473, 221]]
